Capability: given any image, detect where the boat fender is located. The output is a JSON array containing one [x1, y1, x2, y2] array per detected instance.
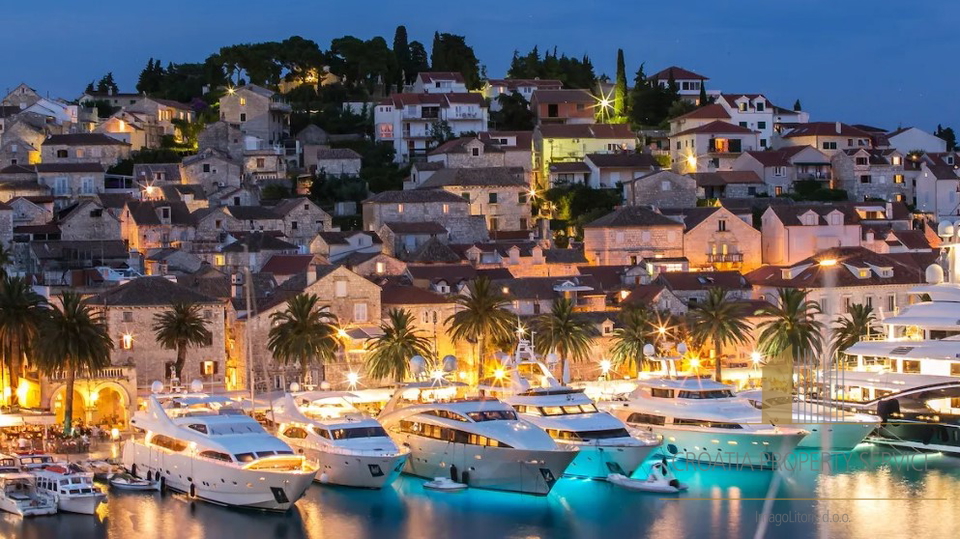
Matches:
[[159, 477, 165, 493], [190, 483, 197, 498], [460, 471, 470, 485], [131, 463, 138, 478], [319, 472, 329, 484], [669, 479, 680, 488], [449, 464, 459, 483]]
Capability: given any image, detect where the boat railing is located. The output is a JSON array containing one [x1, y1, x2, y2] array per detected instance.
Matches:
[[311, 443, 409, 458]]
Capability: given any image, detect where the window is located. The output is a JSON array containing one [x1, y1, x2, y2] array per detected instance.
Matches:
[[471, 147, 479, 157], [283, 427, 308, 439], [887, 294, 896, 312], [626, 412, 666, 426], [442, 203, 449, 214], [488, 192, 498, 204], [533, 302, 541, 315], [860, 175, 872, 184], [240, 113, 246, 122], [397, 203, 404, 214], [56, 149, 68, 158], [718, 219, 727, 232], [902, 360, 921, 374], [738, 102, 747, 112], [775, 186, 784, 195], [375, 262, 386, 274], [256, 158, 265, 168], [650, 388, 675, 399], [203, 164, 210, 173], [951, 363, 960, 377], [661, 180, 671, 191], [121, 334, 133, 350], [520, 218, 528, 229], [291, 221, 298, 230], [239, 97, 246, 106], [822, 142, 838, 150], [773, 166, 786, 177], [201, 360, 218, 376], [122, 311, 133, 322], [489, 217, 499, 231], [757, 121, 766, 129], [518, 192, 527, 204], [354, 302, 368, 323], [739, 121, 748, 128], [760, 138, 767, 148], [894, 174, 904, 184], [335, 280, 347, 297], [461, 192, 470, 201], [856, 157, 868, 166], [76, 149, 85, 158]]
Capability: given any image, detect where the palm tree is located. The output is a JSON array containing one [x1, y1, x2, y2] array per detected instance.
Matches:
[[832, 303, 877, 355], [446, 277, 514, 381], [267, 293, 338, 384], [365, 309, 432, 383], [0, 277, 47, 408], [33, 292, 113, 435], [688, 288, 752, 382], [153, 302, 213, 382], [531, 297, 597, 384], [755, 288, 825, 361], [610, 304, 654, 373], [0, 245, 12, 280]]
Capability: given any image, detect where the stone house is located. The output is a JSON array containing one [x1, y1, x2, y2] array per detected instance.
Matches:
[[180, 148, 243, 196], [219, 85, 291, 145], [732, 146, 832, 196], [659, 206, 762, 272], [339, 251, 407, 279], [132, 97, 195, 138], [380, 284, 463, 361], [529, 89, 595, 125], [260, 254, 325, 285], [243, 148, 287, 182], [533, 123, 636, 189], [832, 148, 908, 202], [459, 242, 587, 278], [191, 207, 241, 246], [760, 204, 862, 265], [209, 184, 260, 207], [656, 270, 751, 307], [8, 196, 51, 227], [313, 148, 362, 177], [296, 125, 330, 171], [197, 121, 246, 161], [225, 205, 284, 234], [690, 170, 767, 198], [94, 110, 162, 150], [121, 199, 195, 252], [411, 72, 469, 94], [670, 121, 760, 173], [415, 167, 532, 232], [583, 153, 659, 189], [40, 133, 131, 167], [583, 206, 685, 265], [491, 275, 606, 316], [217, 232, 300, 272], [0, 137, 41, 167], [483, 79, 563, 111], [623, 170, 698, 207], [35, 163, 106, 206], [362, 189, 471, 232], [92, 277, 232, 389], [775, 122, 872, 157], [311, 231, 382, 261], [57, 199, 121, 241], [379, 222, 449, 258], [424, 134, 533, 172], [265, 197, 334, 248]]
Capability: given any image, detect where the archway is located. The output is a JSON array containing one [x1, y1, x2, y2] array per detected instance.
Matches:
[[52, 389, 86, 425], [91, 386, 126, 429]]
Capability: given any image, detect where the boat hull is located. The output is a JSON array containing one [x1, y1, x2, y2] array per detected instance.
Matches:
[[309, 449, 408, 489], [639, 427, 807, 469], [794, 420, 877, 451], [392, 432, 576, 495], [122, 440, 315, 511], [58, 493, 106, 515], [866, 421, 960, 456], [563, 443, 657, 479], [0, 498, 57, 517]]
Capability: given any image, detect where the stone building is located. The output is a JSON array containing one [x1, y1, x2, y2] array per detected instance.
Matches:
[[120, 200, 195, 252], [424, 134, 533, 172], [180, 148, 243, 195], [832, 148, 908, 202], [197, 122, 245, 161], [92, 277, 233, 390], [57, 199, 121, 241], [623, 170, 698, 207], [583, 206, 685, 265], [660, 205, 762, 272], [219, 85, 291, 145], [40, 133, 131, 167], [415, 167, 532, 231], [362, 189, 471, 233], [313, 148, 362, 177]]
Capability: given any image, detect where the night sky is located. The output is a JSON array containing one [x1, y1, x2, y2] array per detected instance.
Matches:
[[3, 0, 957, 130]]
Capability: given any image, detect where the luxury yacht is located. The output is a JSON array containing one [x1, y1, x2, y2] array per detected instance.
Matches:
[[737, 389, 880, 451], [479, 339, 660, 478], [377, 380, 578, 495], [271, 391, 409, 489], [32, 465, 106, 515], [603, 377, 808, 469], [122, 384, 317, 511], [0, 455, 56, 517]]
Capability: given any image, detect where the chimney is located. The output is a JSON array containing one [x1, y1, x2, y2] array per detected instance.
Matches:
[[835, 121, 842, 135], [886, 201, 894, 218], [231, 271, 244, 299], [306, 263, 318, 286]]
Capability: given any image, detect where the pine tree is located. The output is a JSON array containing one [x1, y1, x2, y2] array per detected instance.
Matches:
[[698, 83, 708, 106], [393, 26, 410, 88], [613, 49, 627, 119], [793, 99, 802, 111]]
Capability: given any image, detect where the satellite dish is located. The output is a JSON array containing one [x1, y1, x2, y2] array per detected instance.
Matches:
[[410, 355, 426, 377], [289, 382, 301, 393], [189, 379, 203, 393], [442, 355, 457, 373], [643, 343, 656, 357], [677, 342, 688, 355], [938, 221, 954, 238], [545, 353, 559, 365], [926, 264, 945, 284], [319, 381, 331, 390], [150, 381, 164, 394]]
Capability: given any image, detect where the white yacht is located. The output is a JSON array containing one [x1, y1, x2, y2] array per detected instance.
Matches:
[[737, 389, 880, 451], [32, 465, 106, 515], [378, 381, 578, 495], [603, 377, 808, 469], [271, 391, 409, 489], [122, 384, 317, 511], [480, 339, 660, 478], [0, 455, 56, 517]]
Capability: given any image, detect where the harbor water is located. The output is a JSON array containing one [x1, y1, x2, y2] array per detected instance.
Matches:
[[4, 445, 958, 539]]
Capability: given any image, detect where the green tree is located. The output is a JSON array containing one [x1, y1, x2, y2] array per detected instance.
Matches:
[[393, 25, 411, 87], [428, 120, 455, 145], [365, 309, 432, 383], [688, 288, 752, 382], [95, 72, 119, 94], [755, 288, 825, 361], [0, 244, 11, 280], [33, 292, 112, 435], [430, 32, 481, 89], [698, 84, 708, 106], [614, 49, 627, 119], [408, 41, 430, 77], [491, 91, 535, 130], [267, 293, 338, 383], [831, 303, 877, 355], [935, 124, 957, 151], [793, 99, 802, 111], [610, 304, 655, 372], [446, 277, 515, 381], [0, 277, 47, 408], [532, 297, 596, 383], [628, 64, 677, 128], [152, 302, 213, 382]]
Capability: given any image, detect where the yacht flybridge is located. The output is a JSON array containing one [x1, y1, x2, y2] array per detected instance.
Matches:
[[122, 382, 316, 511], [479, 338, 660, 478], [377, 380, 578, 495], [603, 377, 808, 469], [271, 391, 409, 489]]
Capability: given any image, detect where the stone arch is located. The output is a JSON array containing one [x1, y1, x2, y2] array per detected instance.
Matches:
[[89, 382, 130, 428], [51, 386, 87, 425]]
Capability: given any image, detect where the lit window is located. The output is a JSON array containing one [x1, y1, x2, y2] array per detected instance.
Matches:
[[121, 334, 133, 350], [375, 262, 386, 274], [442, 204, 449, 214], [201, 361, 217, 376], [239, 97, 246, 106], [397, 203, 404, 214]]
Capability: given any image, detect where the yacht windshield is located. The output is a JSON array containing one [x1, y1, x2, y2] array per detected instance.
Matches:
[[540, 404, 597, 416], [467, 410, 517, 422], [677, 390, 735, 399], [329, 426, 388, 440]]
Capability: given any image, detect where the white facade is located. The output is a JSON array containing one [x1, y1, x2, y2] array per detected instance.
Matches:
[[887, 127, 947, 154], [375, 94, 489, 163], [717, 95, 775, 149]]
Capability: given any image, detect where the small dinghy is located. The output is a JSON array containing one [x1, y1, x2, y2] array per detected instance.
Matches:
[[607, 460, 688, 493], [423, 477, 467, 492], [109, 473, 160, 492]]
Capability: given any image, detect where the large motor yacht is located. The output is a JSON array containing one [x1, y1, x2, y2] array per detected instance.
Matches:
[[737, 389, 880, 451], [378, 380, 578, 495], [0, 455, 56, 517], [480, 338, 660, 478], [271, 391, 409, 489], [122, 383, 317, 511], [603, 377, 808, 469]]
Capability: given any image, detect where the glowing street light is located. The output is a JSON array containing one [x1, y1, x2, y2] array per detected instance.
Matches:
[[600, 359, 612, 374], [346, 372, 360, 387], [337, 328, 349, 339], [493, 368, 505, 380], [819, 259, 838, 267], [751, 351, 763, 365], [430, 370, 444, 382]]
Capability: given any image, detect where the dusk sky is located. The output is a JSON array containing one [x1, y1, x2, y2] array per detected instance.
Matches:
[[3, 0, 957, 130]]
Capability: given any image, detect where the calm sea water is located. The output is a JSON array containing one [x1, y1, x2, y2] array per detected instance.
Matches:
[[4, 445, 959, 539]]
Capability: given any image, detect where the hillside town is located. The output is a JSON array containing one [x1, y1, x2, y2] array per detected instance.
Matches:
[[0, 30, 954, 437]]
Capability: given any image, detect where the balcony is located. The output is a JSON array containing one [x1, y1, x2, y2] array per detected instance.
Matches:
[[269, 100, 292, 113], [797, 171, 832, 181], [706, 253, 743, 264], [46, 366, 134, 382]]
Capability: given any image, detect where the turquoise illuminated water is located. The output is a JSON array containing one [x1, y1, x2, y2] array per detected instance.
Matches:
[[4, 445, 959, 539]]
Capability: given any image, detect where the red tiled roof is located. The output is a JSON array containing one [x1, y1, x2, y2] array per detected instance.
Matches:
[[650, 66, 709, 81], [538, 123, 635, 139], [782, 122, 872, 139], [672, 120, 756, 137], [690, 171, 763, 186], [43, 133, 131, 146], [381, 284, 452, 305], [480, 130, 533, 150], [530, 89, 594, 105], [260, 254, 316, 276], [672, 104, 730, 121], [745, 247, 928, 289], [657, 271, 748, 291]]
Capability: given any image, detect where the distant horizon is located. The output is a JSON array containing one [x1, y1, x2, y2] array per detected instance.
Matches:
[[2, 0, 957, 131]]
